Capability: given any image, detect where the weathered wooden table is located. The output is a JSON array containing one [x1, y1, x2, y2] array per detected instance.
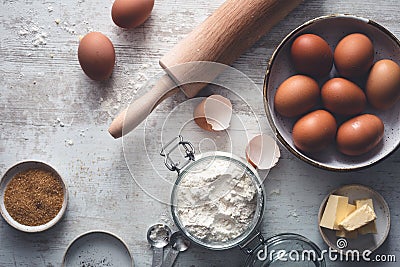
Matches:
[[1, 0, 399, 266]]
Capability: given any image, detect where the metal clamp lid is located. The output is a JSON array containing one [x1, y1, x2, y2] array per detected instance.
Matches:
[[239, 231, 265, 255], [160, 135, 195, 174]]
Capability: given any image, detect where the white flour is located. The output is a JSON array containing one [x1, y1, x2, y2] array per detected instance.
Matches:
[[176, 158, 258, 243], [149, 225, 170, 243]]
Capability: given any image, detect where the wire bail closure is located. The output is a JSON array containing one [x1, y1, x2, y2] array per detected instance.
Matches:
[[160, 135, 195, 173], [239, 231, 265, 255]]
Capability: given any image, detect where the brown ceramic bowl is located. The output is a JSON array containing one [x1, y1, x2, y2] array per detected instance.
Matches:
[[0, 161, 68, 232], [264, 14, 400, 171]]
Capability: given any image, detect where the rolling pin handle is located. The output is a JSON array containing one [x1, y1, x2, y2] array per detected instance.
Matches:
[[108, 75, 176, 139]]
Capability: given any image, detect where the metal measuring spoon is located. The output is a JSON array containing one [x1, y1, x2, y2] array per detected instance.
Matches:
[[147, 224, 172, 267], [161, 231, 190, 267]]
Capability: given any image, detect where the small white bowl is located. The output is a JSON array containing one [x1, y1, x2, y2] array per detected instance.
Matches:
[[62, 230, 134, 267], [0, 161, 68, 232], [264, 14, 400, 171], [318, 184, 390, 253]]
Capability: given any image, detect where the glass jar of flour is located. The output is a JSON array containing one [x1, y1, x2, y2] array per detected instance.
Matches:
[[161, 136, 325, 266]]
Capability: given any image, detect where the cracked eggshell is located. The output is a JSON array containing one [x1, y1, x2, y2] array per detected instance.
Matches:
[[194, 95, 232, 132], [112, 0, 155, 29], [245, 134, 280, 169]]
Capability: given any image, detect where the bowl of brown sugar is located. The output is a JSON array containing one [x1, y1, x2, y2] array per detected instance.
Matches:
[[0, 161, 68, 232]]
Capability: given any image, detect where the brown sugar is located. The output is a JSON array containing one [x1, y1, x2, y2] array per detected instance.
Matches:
[[4, 168, 64, 226]]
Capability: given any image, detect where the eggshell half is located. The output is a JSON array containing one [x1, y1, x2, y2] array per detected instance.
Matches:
[[245, 134, 280, 169], [194, 95, 232, 131]]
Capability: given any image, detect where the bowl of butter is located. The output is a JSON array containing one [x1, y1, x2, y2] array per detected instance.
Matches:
[[318, 184, 390, 253]]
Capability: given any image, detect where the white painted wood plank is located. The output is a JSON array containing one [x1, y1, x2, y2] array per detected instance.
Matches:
[[0, 0, 399, 266]]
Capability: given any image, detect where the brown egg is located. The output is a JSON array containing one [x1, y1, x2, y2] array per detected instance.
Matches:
[[291, 34, 333, 77], [337, 114, 384, 156], [274, 75, 320, 117], [321, 78, 366, 116], [78, 32, 115, 81], [112, 0, 155, 29], [292, 110, 337, 153], [334, 33, 374, 78], [366, 59, 400, 110]]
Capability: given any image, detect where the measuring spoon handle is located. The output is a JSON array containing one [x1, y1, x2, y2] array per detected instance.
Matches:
[[152, 247, 164, 267], [161, 249, 179, 267]]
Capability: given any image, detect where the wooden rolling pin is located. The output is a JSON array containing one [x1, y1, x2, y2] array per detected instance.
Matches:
[[109, 0, 303, 138]]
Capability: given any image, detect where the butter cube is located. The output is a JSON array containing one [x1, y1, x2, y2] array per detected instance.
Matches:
[[339, 204, 376, 232], [336, 204, 358, 239], [320, 195, 349, 230], [356, 199, 377, 234]]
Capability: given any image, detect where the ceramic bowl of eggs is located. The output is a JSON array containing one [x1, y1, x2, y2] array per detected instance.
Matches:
[[264, 14, 400, 171]]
